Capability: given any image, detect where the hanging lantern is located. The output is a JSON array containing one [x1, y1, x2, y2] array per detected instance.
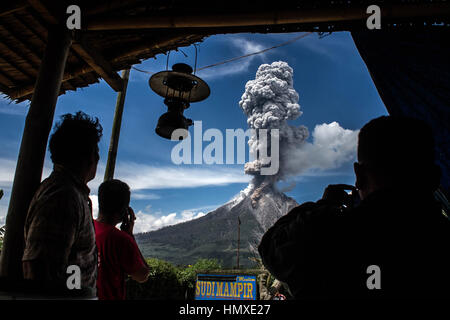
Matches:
[[149, 63, 210, 140]]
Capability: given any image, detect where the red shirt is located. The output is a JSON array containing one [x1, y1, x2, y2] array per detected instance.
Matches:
[[94, 220, 146, 300]]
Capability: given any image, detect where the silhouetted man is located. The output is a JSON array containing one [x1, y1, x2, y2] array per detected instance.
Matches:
[[259, 116, 449, 299], [22, 112, 102, 297], [94, 179, 149, 300]]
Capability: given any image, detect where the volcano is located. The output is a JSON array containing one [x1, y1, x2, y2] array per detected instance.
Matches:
[[135, 183, 297, 268], [135, 61, 357, 267]]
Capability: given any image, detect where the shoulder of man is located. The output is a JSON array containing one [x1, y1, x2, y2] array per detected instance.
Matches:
[[280, 199, 344, 227], [29, 184, 83, 218], [108, 227, 136, 245], [25, 176, 88, 236], [33, 172, 83, 204]]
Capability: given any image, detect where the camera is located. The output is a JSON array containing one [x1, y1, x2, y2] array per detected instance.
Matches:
[[322, 184, 361, 210]]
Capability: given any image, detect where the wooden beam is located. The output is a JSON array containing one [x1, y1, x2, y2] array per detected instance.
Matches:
[[0, 2, 28, 17], [0, 69, 17, 88], [0, 82, 10, 94], [86, 3, 450, 30], [0, 27, 72, 281], [0, 23, 43, 65], [7, 33, 195, 99], [13, 11, 80, 90], [71, 39, 124, 92], [26, 0, 58, 24], [26, 0, 124, 92], [24, 6, 87, 68], [0, 54, 35, 81]]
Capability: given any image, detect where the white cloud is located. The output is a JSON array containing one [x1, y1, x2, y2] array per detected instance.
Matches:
[[0, 158, 53, 225], [284, 121, 359, 177], [0, 158, 16, 188], [0, 158, 52, 188], [113, 162, 250, 190], [89, 195, 99, 219], [131, 192, 161, 200], [89, 195, 214, 234], [197, 37, 267, 80], [0, 157, 248, 224], [0, 120, 356, 227], [75, 194, 210, 233], [0, 97, 29, 116], [133, 208, 208, 234], [231, 38, 265, 55]]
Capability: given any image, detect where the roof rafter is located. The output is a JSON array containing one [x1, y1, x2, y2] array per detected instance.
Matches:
[[8, 32, 197, 100], [0, 69, 17, 88], [26, 0, 125, 92], [0, 54, 35, 81], [0, 2, 28, 18], [13, 10, 84, 91], [0, 22, 43, 65], [71, 39, 124, 92]]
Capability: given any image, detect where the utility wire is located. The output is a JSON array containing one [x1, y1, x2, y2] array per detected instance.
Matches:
[[196, 32, 313, 72], [132, 32, 314, 75]]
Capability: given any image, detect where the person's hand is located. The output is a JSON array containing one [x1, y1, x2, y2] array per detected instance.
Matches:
[[322, 184, 356, 207], [121, 207, 136, 235]]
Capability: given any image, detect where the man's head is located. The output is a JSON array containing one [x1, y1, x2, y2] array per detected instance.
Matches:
[[49, 111, 102, 183], [354, 116, 440, 199], [98, 179, 131, 224]]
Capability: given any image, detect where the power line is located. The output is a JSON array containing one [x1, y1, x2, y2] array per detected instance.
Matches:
[[196, 32, 313, 72], [132, 32, 314, 75]]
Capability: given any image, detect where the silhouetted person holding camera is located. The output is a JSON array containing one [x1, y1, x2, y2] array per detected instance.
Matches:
[[259, 116, 450, 299], [95, 179, 149, 300], [23, 112, 102, 297]]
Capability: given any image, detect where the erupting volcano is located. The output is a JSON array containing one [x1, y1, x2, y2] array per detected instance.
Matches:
[[135, 62, 358, 267]]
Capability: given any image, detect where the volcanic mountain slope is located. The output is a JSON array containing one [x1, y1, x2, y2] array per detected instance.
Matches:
[[135, 61, 357, 268], [135, 183, 298, 268]]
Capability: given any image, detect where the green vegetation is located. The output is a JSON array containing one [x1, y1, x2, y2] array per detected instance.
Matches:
[[135, 201, 262, 269], [126, 258, 222, 300]]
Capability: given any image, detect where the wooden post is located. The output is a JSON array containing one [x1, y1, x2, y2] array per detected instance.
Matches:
[[0, 27, 72, 280], [237, 216, 241, 269], [104, 68, 130, 181]]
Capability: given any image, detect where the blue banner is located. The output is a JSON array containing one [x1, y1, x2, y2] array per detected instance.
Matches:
[[195, 274, 257, 300]]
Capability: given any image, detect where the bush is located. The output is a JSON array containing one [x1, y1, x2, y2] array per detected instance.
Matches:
[[126, 258, 184, 300], [126, 258, 221, 300], [177, 259, 222, 299]]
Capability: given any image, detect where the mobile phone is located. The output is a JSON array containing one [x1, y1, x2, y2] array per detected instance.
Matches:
[[120, 207, 130, 231]]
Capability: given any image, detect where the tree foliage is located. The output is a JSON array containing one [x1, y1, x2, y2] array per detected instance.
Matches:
[[126, 258, 221, 300]]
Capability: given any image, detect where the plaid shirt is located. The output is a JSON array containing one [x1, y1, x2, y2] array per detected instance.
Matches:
[[23, 165, 97, 294]]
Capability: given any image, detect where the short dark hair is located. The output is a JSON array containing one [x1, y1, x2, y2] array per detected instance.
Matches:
[[49, 111, 103, 168], [98, 179, 131, 218], [357, 116, 438, 188]]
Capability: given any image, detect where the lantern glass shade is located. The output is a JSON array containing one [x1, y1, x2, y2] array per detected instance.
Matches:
[[149, 65, 210, 103], [155, 111, 192, 140], [155, 99, 193, 140]]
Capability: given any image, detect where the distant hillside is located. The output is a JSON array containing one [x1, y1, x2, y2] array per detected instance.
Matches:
[[135, 184, 298, 268]]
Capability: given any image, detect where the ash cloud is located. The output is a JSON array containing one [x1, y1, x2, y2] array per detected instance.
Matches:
[[239, 61, 358, 190]]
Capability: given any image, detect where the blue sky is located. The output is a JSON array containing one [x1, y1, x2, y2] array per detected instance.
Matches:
[[0, 31, 387, 232]]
